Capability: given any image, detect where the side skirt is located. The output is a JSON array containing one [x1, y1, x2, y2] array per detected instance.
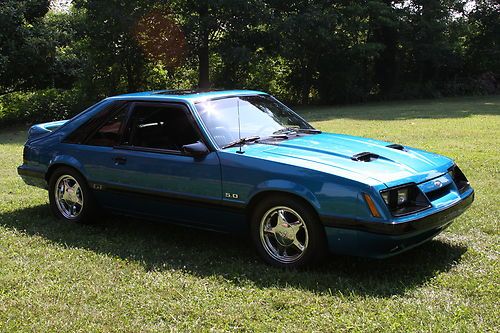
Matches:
[[90, 183, 248, 234]]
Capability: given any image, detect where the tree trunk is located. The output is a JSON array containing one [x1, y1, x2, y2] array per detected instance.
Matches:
[[126, 61, 136, 93], [198, 2, 210, 89], [198, 35, 210, 88], [370, 0, 399, 97], [374, 24, 399, 95]]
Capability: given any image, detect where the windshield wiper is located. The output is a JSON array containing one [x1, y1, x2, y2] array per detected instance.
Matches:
[[269, 134, 289, 139], [273, 127, 299, 135], [222, 136, 261, 149], [296, 128, 322, 134], [273, 127, 322, 135]]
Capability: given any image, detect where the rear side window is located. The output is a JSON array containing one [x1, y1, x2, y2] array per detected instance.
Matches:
[[64, 100, 126, 144], [124, 103, 200, 151], [85, 107, 128, 147]]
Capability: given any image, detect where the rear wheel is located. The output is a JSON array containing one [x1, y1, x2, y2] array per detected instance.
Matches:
[[250, 195, 327, 268], [48, 167, 98, 224]]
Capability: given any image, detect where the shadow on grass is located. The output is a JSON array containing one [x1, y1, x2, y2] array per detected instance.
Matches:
[[296, 95, 500, 121], [1, 204, 467, 298]]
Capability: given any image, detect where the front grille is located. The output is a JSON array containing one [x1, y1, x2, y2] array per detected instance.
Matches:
[[449, 165, 470, 194], [425, 184, 452, 202]]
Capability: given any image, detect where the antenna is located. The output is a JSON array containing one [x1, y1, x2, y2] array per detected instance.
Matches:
[[237, 98, 243, 154]]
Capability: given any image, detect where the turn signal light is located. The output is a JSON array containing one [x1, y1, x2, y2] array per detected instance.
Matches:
[[363, 193, 382, 218]]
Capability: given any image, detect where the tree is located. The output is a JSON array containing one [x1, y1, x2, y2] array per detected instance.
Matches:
[[1, 0, 499, 104], [465, 0, 500, 81], [271, 0, 384, 104], [173, 0, 268, 88], [72, 0, 154, 95], [0, 0, 51, 94], [273, 0, 338, 103], [367, 0, 402, 96]]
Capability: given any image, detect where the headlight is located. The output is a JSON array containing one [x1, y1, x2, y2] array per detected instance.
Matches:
[[380, 184, 431, 216], [381, 191, 390, 204], [397, 188, 408, 205]]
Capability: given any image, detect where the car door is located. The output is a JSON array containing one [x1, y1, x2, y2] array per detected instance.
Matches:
[[80, 101, 225, 229]]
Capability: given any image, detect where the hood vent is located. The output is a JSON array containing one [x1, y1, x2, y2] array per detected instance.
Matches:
[[387, 144, 407, 152], [351, 152, 379, 162]]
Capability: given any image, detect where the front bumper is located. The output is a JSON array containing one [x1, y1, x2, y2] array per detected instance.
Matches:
[[323, 190, 474, 258]]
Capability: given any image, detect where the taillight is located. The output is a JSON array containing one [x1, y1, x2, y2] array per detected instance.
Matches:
[[23, 145, 29, 163]]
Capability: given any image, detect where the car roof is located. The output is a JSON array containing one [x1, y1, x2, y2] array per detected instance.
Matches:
[[108, 89, 268, 103]]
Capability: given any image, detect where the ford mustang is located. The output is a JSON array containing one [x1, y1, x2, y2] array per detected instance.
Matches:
[[18, 90, 474, 268]]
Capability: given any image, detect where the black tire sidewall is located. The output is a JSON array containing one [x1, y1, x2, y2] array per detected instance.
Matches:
[[250, 195, 327, 268], [48, 166, 96, 224]]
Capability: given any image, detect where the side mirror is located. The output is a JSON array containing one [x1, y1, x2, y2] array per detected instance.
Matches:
[[182, 141, 209, 157]]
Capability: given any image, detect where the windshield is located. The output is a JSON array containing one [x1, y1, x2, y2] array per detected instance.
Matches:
[[195, 95, 313, 148]]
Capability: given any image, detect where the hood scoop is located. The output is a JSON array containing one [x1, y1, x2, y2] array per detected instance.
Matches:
[[351, 152, 379, 162], [387, 143, 408, 152]]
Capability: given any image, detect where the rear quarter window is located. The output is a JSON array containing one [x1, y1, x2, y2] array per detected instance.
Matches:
[[85, 107, 128, 147], [63, 100, 127, 144]]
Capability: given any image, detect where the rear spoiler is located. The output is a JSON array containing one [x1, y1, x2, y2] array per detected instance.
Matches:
[[27, 120, 69, 142]]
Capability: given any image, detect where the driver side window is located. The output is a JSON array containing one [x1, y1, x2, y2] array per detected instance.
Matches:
[[124, 103, 200, 152]]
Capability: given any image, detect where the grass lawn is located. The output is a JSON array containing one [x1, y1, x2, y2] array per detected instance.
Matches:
[[0, 95, 499, 332]]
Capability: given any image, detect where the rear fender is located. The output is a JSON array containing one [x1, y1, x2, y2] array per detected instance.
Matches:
[[47, 155, 86, 181]]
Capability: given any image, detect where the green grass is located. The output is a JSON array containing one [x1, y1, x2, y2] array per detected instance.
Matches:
[[1, 95, 499, 332]]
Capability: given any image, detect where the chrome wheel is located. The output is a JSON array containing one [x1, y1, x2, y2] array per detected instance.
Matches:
[[259, 206, 309, 264], [54, 175, 84, 219]]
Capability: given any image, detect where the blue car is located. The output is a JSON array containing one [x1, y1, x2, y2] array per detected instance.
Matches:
[[18, 90, 474, 268]]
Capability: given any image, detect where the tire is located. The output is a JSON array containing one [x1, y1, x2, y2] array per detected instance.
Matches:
[[250, 195, 327, 268], [48, 166, 98, 224]]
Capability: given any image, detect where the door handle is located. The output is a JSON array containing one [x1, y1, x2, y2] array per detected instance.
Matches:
[[113, 156, 127, 165]]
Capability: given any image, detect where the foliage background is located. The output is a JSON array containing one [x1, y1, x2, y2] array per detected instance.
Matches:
[[0, 0, 499, 125]]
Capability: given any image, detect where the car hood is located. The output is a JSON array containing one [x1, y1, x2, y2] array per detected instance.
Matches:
[[247, 133, 454, 187]]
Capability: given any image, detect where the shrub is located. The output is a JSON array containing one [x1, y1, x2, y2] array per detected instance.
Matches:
[[0, 88, 92, 127]]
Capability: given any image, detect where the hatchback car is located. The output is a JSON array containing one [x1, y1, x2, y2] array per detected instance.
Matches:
[[18, 90, 474, 268]]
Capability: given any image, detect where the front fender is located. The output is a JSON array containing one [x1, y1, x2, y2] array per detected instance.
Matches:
[[248, 179, 321, 210]]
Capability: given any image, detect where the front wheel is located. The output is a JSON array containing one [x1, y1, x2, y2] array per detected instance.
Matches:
[[250, 195, 327, 268], [48, 167, 98, 224]]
